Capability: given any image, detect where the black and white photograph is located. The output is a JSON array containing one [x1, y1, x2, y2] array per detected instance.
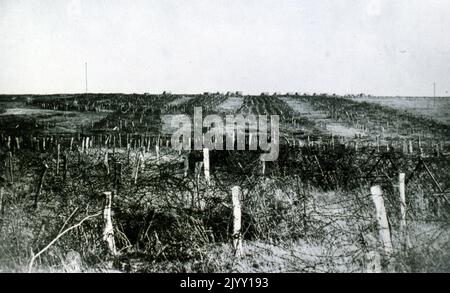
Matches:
[[0, 0, 449, 277]]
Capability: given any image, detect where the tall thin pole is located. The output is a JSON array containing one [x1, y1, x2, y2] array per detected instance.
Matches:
[[85, 62, 88, 94], [433, 82, 436, 107]]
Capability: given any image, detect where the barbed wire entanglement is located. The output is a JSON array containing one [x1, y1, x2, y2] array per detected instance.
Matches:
[[0, 93, 449, 272]]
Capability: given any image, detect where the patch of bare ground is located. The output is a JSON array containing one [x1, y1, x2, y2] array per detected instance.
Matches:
[[281, 97, 365, 138], [0, 108, 107, 134], [216, 97, 244, 114]]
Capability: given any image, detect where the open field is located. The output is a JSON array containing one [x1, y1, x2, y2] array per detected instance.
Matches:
[[0, 93, 449, 273], [350, 96, 450, 125], [216, 97, 244, 113], [0, 113, 104, 136], [282, 97, 364, 138], [0, 108, 108, 135]]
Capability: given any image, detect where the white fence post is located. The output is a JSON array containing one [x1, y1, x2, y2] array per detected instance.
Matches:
[[103, 192, 117, 255], [0, 186, 4, 219], [203, 148, 210, 184], [7, 152, 14, 184], [370, 185, 393, 256], [184, 155, 189, 177], [56, 144, 60, 175], [398, 173, 411, 248], [104, 152, 110, 175], [155, 144, 160, 165], [81, 138, 85, 153], [231, 186, 243, 258], [399, 173, 406, 232], [133, 152, 143, 184]]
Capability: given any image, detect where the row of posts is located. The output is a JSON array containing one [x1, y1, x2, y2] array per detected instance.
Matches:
[[0, 132, 447, 158], [101, 172, 407, 267], [287, 135, 446, 156], [0, 133, 173, 153]]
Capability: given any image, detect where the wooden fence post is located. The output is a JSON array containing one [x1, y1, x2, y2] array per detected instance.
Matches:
[[81, 138, 85, 153], [133, 152, 143, 184], [56, 144, 60, 175], [399, 173, 406, 232], [195, 161, 203, 189], [146, 136, 151, 153], [370, 185, 393, 256], [63, 152, 68, 182], [15, 137, 20, 150], [104, 152, 110, 175], [113, 135, 116, 154], [6, 152, 14, 184], [102, 192, 117, 255], [34, 137, 39, 151], [402, 140, 407, 155], [203, 148, 210, 183], [184, 155, 189, 177], [0, 186, 4, 221], [34, 163, 49, 209], [398, 173, 411, 249], [231, 186, 243, 258], [155, 144, 160, 165]]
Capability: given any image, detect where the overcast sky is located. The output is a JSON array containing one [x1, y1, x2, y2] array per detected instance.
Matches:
[[1, 0, 449, 96]]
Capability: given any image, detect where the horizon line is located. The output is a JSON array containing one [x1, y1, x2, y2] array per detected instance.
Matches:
[[0, 92, 449, 98]]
